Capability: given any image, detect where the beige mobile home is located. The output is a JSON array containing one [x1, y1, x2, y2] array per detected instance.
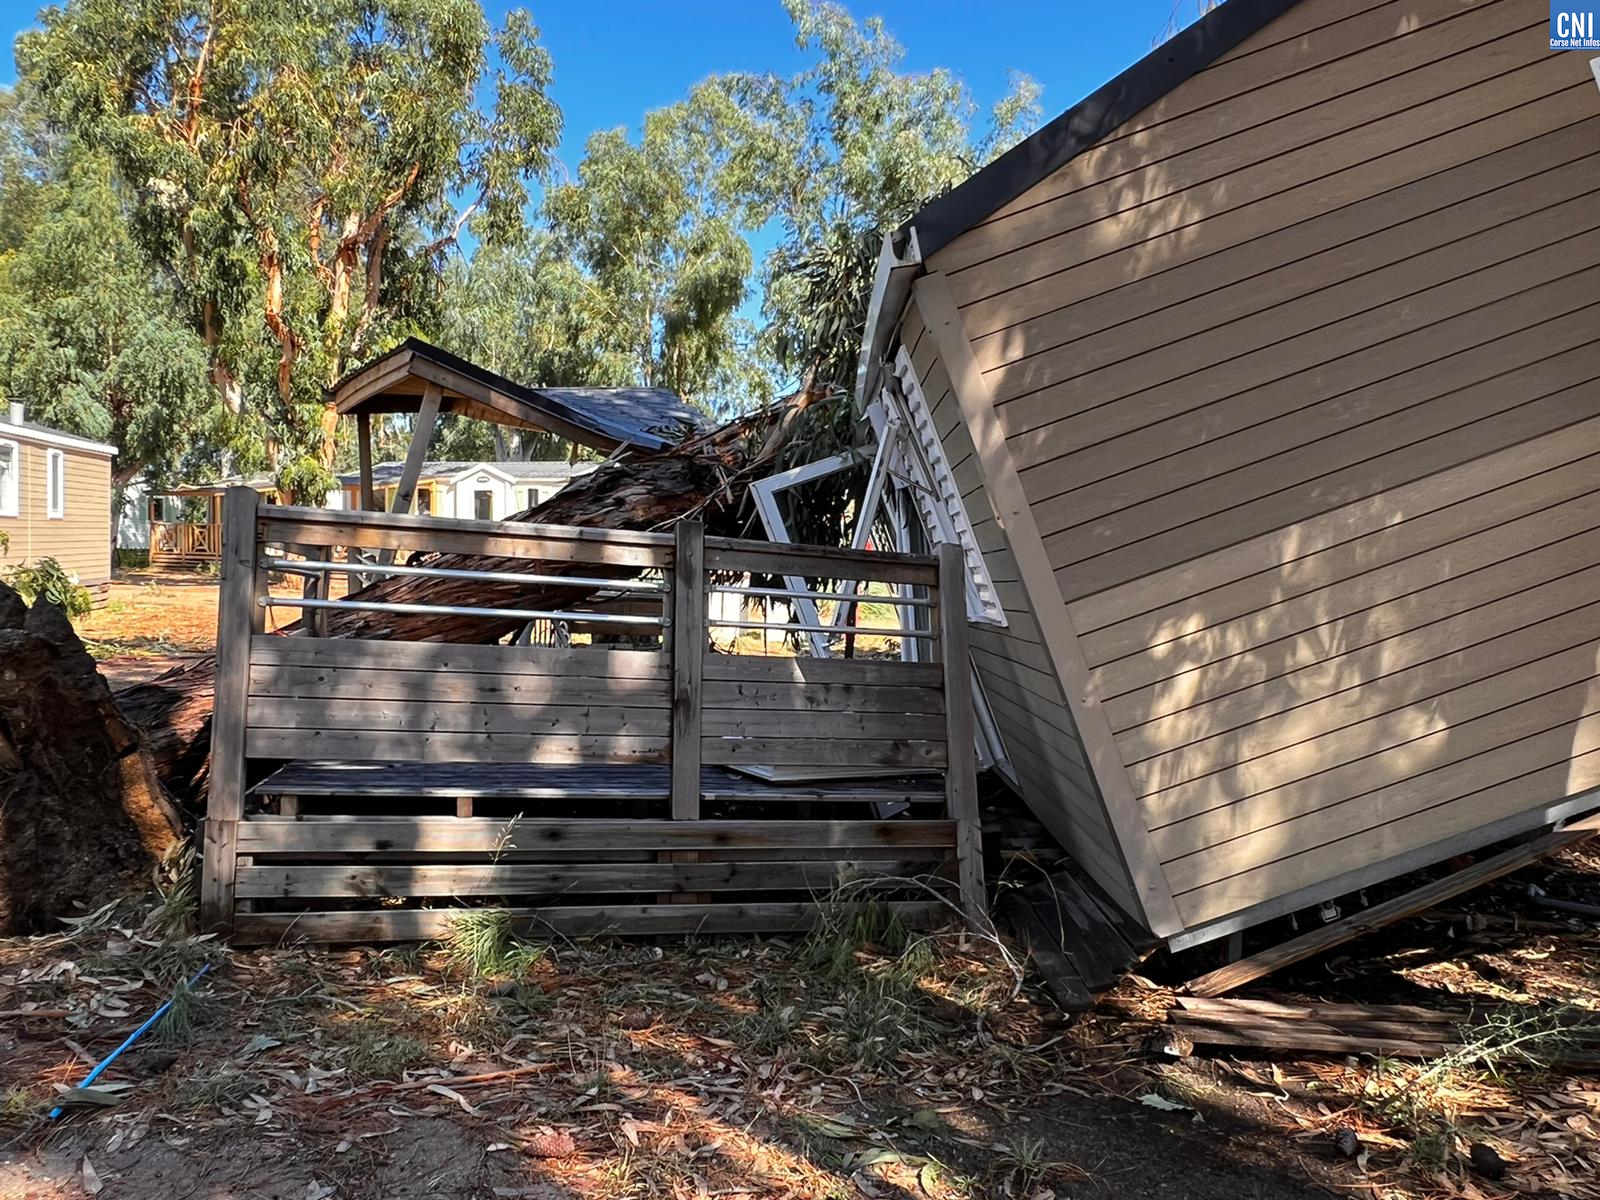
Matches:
[[0, 403, 115, 603], [859, 0, 1600, 947]]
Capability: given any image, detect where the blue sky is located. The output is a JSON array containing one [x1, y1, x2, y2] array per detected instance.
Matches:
[[0, 0, 1195, 172], [0, 0, 1196, 332]]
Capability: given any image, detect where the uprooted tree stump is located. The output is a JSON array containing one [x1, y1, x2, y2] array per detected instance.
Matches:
[[0, 583, 183, 935]]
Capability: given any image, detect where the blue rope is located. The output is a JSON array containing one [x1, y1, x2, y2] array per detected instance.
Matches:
[[48, 963, 213, 1120]]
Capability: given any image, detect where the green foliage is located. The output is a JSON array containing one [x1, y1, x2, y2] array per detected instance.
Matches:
[[15, 0, 562, 479], [3, 0, 1036, 496], [442, 908, 546, 979], [5, 556, 93, 617]]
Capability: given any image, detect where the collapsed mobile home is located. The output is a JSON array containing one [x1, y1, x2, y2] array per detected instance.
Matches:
[[856, 0, 1600, 947]]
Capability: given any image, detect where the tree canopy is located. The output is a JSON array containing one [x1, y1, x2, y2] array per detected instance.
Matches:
[[0, 0, 1038, 501]]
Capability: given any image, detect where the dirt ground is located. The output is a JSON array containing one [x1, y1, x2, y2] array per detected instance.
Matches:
[[3, 842, 1599, 1200], [78, 570, 297, 687]]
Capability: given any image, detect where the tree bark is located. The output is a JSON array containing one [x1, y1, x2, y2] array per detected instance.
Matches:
[[115, 395, 818, 800], [0, 587, 182, 934]]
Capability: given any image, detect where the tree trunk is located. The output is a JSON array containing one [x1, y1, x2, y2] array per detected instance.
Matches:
[[0, 587, 182, 934], [115, 395, 819, 800]]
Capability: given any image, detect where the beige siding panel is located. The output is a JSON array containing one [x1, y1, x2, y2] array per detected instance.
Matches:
[[1142, 634, 1600, 822], [913, 0, 1600, 935], [1009, 231, 1600, 460], [1115, 0, 1506, 140], [1118, 562, 1600, 765], [1100, 520, 1600, 729], [972, 121, 1597, 375], [992, 163, 1597, 410], [1027, 289, 1600, 538], [1174, 741, 1600, 924], [971, 0, 1542, 263], [1131, 598, 1600, 799], [1068, 414, 1600, 636], [1095, 481, 1600, 708], [1083, 448, 1600, 668], [1156, 681, 1600, 881], [1168, 705, 1600, 910], [900, 327, 1136, 911], [1203, 0, 1403, 66], [1052, 362, 1600, 601], [956, 82, 1594, 340], [5, 441, 112, 587], [937, 29, 1561, 290]]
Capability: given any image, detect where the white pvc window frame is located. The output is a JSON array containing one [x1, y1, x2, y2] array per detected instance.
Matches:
[[0, 440, 18, 517], [46, 448, 66, 519]]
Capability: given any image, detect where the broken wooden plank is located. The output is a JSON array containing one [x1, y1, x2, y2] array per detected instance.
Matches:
[[1184, 811, 1600, 997], [998, 891, 1094, 1011]]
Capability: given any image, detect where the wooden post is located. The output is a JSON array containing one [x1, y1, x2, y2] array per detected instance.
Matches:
[[200, 486, 261, 933], [938, 541, 985, 922], [391, 384, 440, 515], [669, 520, 705, 821], [356, 412, 376, 511]]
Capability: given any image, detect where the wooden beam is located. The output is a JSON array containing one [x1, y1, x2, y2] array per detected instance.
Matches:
[[938, 541, 985, 921], [234, 816, 961, 854], [913, 271, 1184, 938], [670, 520, 705, 821], [199, 486, 261, 932], [1185, 811, 1600, 997], [390, 382, 440, 516], [356, 412, 376, 511]]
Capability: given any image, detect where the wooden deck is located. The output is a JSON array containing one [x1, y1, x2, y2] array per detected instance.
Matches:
[[200, 490, 984, 943]]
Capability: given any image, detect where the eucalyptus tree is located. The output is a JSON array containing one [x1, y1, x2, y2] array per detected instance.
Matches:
[[16, 0, 562, 497], [0, 95, 214, 496], [742, 0, 1041, 396]]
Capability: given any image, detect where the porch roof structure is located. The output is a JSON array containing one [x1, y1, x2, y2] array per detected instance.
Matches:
[[329, 339, 711, 454]]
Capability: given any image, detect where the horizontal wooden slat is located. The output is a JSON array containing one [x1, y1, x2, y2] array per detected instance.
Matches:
[[701, 737, 947, 769], [234, 817, 960, 853], [245, 695, 673, 738], [702, 541, 938, 585], [235, 858, 951, 899], [248, 662, 672, 707], [230, 901, 951, 944], [250, 636, 668, 677], [700, 679, 944, 714], [244, 727, 670, 764], [701, 653, 942, 687]]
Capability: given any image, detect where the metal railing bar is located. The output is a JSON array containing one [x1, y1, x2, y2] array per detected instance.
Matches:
[[259, 554, 666, 593], [709, 583, 933, 606], [707, 619, 932, 637], [260, 596, 667, 627]]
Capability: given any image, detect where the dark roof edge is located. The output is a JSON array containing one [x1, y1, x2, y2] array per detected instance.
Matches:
[[904, 0, 1304, 258]]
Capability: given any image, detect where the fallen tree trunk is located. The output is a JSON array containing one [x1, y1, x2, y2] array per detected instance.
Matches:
[[0, 586, 182, 934], [116, 396, 819, 799]]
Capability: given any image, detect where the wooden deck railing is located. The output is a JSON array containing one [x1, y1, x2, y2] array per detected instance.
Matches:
[[200, 487, 983, 942], [150, 520, 221, 565]]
